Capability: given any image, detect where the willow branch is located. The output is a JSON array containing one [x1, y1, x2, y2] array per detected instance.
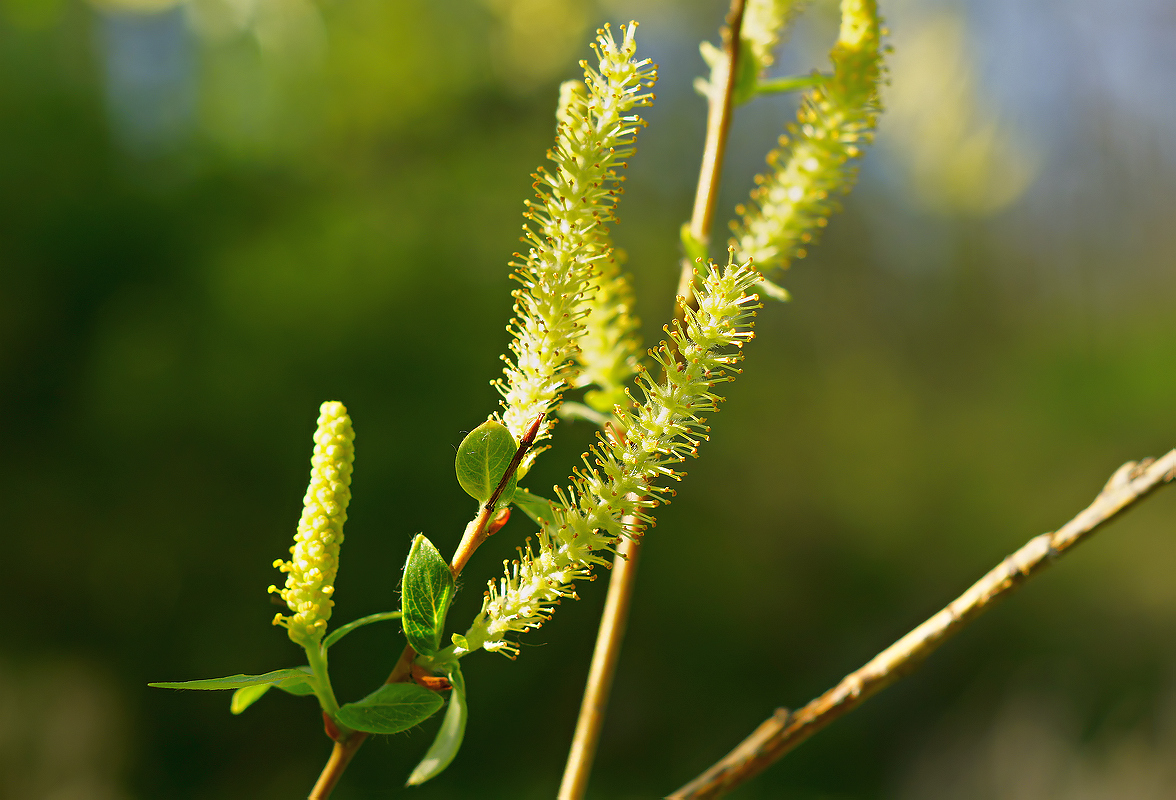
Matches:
[[310, 416, 543, 799], [309, 731, 365, 800], [558, 525, 642, 800], [671, 449, 1176, 800], [677, 0, 748, 316]]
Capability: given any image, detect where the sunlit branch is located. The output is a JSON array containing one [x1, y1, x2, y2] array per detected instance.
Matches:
[[671, 449, 1176, 799]]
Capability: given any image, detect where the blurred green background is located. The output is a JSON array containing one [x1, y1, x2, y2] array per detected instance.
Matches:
[[3, 0, 1175, 797]]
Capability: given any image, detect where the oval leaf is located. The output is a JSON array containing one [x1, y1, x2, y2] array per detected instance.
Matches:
[[402, 534, 455, 656], [335, 683, 444, 735], [455, 421, 518, 507], [406, 665, 467, 786], [230, 683, 271, 714], [149, 667, 312, 691]]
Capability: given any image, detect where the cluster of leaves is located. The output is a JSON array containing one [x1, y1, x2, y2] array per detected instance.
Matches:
[[149, 531, 461, 783]]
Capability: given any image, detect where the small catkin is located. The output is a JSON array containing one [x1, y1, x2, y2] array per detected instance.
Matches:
[[495, 23, 657, 476], [270, 401, 355, 646], [461, 257, 762, 657], [731, 0, 884, 274]]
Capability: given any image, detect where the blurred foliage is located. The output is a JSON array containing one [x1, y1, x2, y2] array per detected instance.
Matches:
[[882, 6, 1038, 215], [2, 0, 1175, 798]]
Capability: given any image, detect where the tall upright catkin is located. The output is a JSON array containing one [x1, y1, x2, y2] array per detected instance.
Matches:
[[495, 23, 657, 475]]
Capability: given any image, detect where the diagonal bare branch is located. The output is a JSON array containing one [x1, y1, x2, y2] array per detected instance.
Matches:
[[670, 449, 1176, 800]]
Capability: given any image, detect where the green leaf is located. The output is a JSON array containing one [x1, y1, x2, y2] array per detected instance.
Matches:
[[323, 611, 403, 651], [335, 683, 444, 735], [230, 683, 271, 714], [227, 669, 319, 713], [455, 421, 518, 507], [756, 277, 791, 302], [680, 222, 708, 265], [278, 681, 317, 696], [513, 489, 556, 527], [149, 667, 312, 691], [402, 534, 455, 656], [557, 401, 612, 427], [407, 665, 467, 786]]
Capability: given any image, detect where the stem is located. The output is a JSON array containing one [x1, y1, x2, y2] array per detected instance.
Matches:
[[450, 507, 496, 578], [309, 735, 365, 800], [755, 72, 828, 96], [305, 643, 340, 717], [557, 529, 642, 800], [677, 0, 748, 316], [670, 449, 1176, 799]]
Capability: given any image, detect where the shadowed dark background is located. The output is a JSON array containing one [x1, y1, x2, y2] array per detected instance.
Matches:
[[4, 0, 1175, 797]]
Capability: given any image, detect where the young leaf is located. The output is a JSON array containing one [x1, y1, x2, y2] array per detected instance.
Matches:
[[455, 421, 518, 507], [402, 534, 455, 656], [230, 683, 272, 714], [231, 675, 317, 716], [757, 276, 792, 302], [334, 683, 444, 735], [149, 667, 313, 691], [406, 665, 468, 786], [512, 489, 556, 526], [322, 611, 403, 651]]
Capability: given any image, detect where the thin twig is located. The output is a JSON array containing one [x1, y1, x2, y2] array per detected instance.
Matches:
[[669, 449, 1176, 799], [309, 415, 544, 798], [676, 0, 748, 317], [558, 530, 643, 800], [560, 7, 748, 793], [452, 413, 545, 576], [309, 733, 365, 800]]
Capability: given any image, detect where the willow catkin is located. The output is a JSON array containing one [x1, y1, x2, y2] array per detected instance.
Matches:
[[269, 401, 355, 646], [495, 23, 657, 475], [732, 0, 884, 275], [462, 256, 761, 657]]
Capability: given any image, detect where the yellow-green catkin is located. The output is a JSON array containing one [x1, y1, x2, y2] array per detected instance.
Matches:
[[461, 256, 762, 658], [743, 0, 807, 71], [269, 401, 355, 646], [555, 79, 643, 416], [495, 23, 657, 475], [731, 0, 884, 274], [573, 246, 642, 414]]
